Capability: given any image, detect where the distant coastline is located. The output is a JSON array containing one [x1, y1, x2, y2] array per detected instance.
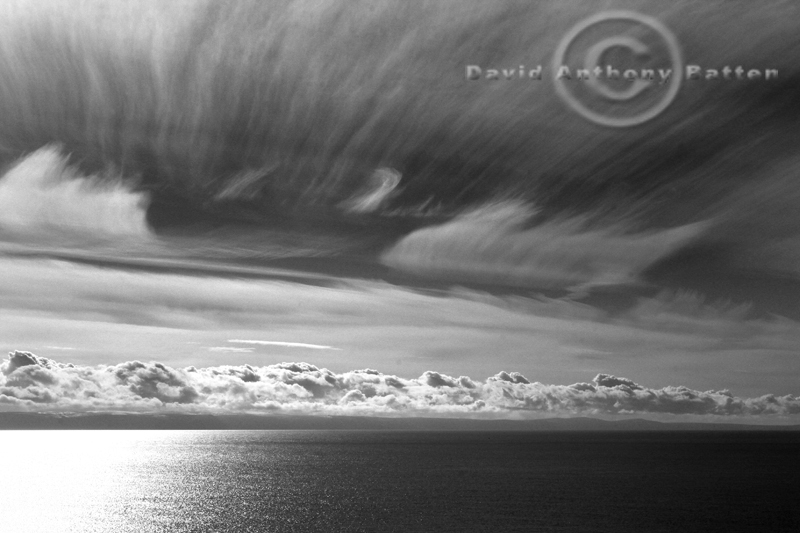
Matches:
[[1, 412, 798, 432]]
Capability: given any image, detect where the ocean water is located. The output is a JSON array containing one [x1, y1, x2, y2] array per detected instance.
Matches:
[[1, 430, 798, 533]]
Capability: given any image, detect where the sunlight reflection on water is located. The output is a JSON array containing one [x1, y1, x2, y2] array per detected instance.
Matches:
[[2, 431, 194, 532]]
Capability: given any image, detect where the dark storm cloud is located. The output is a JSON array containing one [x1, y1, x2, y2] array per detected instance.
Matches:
[[1, 352, 797, 419]]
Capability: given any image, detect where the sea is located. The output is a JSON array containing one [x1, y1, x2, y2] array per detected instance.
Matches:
[[2, 430, 798, 532]]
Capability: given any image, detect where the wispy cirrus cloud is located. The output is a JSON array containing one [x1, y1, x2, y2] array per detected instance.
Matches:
[[381, 201, 708, 290], [207, 347, 254, 353], [229, 340, 342, 350]]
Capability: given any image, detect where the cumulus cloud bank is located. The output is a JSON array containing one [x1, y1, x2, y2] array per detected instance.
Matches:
[[1, 351, 797, 420]]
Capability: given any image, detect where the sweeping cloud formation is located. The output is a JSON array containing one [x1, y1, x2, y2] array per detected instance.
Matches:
[[381, 202, 708, 290], [1, 351, 798, 420]]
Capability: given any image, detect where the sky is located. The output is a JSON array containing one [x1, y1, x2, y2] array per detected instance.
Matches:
[[0, 0, 799, 423]]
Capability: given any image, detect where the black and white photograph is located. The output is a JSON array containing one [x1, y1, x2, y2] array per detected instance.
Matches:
[[0, 1, 798, 531]]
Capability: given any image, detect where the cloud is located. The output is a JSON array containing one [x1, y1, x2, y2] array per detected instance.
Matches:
[[381, 201, 708, 290], [2, 350, 69, 375], [4, 253, 800, 397], [229, 340, 342, 350], [339, 168, 401, 214], [594, 374, 642, 390], [1, 351, 797, 420], [0, 146, 151, 241]]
